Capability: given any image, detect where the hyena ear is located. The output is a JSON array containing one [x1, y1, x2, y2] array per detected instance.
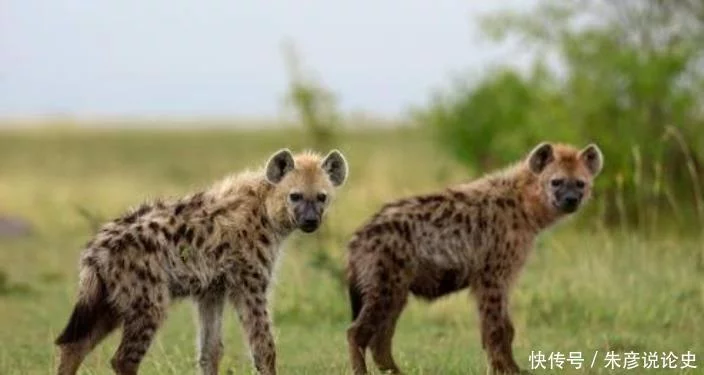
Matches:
[[527, 142, 554, 174], [579, 143, 603, 176], [321, 149, 348, 187], [265, 148, 295, 184]]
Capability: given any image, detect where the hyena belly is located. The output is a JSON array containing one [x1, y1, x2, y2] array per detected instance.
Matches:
[[88, 218, 225, 311], [151, 213, 236, 299], [407, 220, 477, 301], [159, 244, 224, 299]]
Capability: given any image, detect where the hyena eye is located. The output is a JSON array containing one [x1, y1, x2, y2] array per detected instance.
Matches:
[[316, 193, 327, 203], [575, 180, 586, 189], [550, 178, 564, 187], [289, 192, 303, 202]]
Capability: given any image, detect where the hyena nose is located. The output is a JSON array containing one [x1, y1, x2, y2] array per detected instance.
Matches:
[[300, 218, 320, 233], [562, 196, 580, 212]]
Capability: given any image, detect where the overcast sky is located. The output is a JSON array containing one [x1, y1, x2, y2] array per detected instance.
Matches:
[[1, 0, 536, 119]]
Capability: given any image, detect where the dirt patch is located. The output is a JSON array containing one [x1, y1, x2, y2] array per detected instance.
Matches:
[[0, 215, 33, 237]]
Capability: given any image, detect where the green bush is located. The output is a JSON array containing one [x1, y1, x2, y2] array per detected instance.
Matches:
[[416, 66, 578, 171], [415, 0, 704, 232]]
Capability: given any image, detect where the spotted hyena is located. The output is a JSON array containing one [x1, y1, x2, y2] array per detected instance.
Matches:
[[345, 142, 603, 374], [55, 148, 348, 375]]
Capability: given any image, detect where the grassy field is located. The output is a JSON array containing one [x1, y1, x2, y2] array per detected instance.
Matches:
[[0, 127, 701, 374]]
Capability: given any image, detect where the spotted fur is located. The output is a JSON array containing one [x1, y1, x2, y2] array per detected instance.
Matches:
[[345, 142, 603, 375], [55, 148, 348, 375]]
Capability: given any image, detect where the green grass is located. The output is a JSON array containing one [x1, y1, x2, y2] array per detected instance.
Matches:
[[0, 127, 701, 374]]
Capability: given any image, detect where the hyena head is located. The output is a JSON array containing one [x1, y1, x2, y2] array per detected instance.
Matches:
[[264, 148, 348, 233], [526, 142, 603, 214]]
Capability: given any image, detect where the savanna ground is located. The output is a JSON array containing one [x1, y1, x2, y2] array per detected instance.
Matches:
[[0, 127, 701, 374]]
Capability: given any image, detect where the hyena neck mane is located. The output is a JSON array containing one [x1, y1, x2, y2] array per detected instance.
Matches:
[[206, 169, 295, 237], [461, 161, 559, 232]]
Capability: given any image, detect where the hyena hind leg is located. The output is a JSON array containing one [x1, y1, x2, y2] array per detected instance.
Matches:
[[347, 289, 406, 375], [110, 307, 166, 375], [369, 291, 408, 374], [56, 312, 121, 375]]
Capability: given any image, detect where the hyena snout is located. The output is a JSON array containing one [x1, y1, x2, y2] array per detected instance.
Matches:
[[299, 215, 320, 233], [551, 178, 585, 213], [560, 193, 581, 213], [293, 199, 323, 233]]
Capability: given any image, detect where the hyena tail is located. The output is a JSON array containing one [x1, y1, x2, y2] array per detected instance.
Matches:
[[349, 282, 363, 321], [347, 267, 363, 321], [55, 266, 110, 345]]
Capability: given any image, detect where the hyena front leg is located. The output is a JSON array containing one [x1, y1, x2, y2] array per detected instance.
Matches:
[[474, 280, 520, 375], [195, 290, 226, 375], [231, 275, 276, 375]]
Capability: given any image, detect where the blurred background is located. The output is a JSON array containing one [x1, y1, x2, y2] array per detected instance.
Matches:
[[1, 1, 702, 374]]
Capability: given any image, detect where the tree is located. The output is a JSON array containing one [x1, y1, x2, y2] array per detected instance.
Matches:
[[281, 40, 341, 151]]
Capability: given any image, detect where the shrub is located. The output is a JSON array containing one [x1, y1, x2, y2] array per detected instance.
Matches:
[[415, 0, 704, 232]]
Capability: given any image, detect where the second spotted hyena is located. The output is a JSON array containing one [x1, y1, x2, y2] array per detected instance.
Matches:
[[54, 148, 348, 375], [346, 142, 603, 374]]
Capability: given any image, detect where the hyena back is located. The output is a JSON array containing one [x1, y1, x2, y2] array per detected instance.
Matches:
[[55, 148, 348, 375], [346, 142, 603, 374]]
